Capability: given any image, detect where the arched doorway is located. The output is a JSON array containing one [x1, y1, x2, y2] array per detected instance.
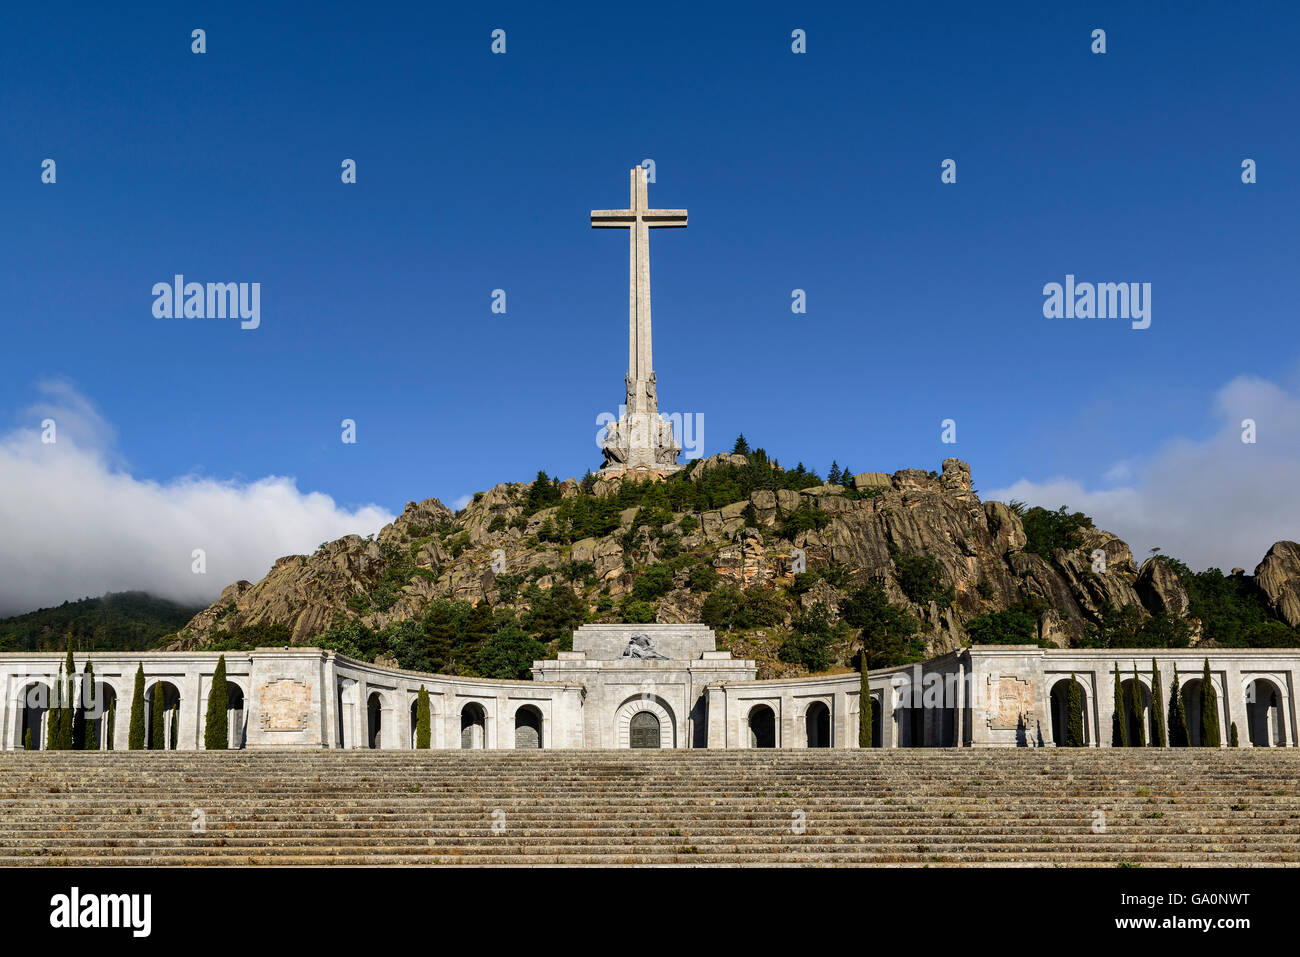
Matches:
[[145, 681, 181, 750], [1121, 678, 1151, 745], [226, 683, 246, 749], [1181, 678, 1221, 746], [461, 703, 486, 749], [1048, 678, 1088, 746], [748, 704, 776, 748], [85, 682, 118, 750], [805, 701, 830, 748], [870, 697, 882, 748], [409, 699, 419, 749], [17, 681, 51, 750], [367, 692, 383, 749], [515, 706, 542, 749], [629, 711, 660, 749], [1247, 679, 1285, 747]]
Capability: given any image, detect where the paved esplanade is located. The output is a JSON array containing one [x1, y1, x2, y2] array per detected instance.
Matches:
[[591, 168, 687, 474]]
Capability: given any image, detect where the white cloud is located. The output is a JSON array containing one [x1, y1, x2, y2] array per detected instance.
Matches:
[[0, 382, 394, 617], [451, 493, 473, 510], [988, 373, 1300, 573]]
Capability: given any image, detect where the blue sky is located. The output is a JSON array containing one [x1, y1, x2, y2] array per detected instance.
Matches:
[[2, 1, 1298, 612]]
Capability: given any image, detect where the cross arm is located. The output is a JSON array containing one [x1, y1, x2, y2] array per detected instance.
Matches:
[[643, 210, 687, 227], [590, 209, 635, 227]]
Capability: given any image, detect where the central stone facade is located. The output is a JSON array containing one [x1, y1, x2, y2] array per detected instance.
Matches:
[[532, 625, 755, 749]]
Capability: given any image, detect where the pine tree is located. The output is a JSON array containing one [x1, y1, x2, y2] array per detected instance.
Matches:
[[858, 658, 873, 748], [1128, 664, 1146, 747], [204, 656, 230, 750], [1112, 664, 1128, 747], [1151, 658, 1167, 747], [128, 666, 146, 750], [81, 661, 97, 750], [1200, 658, 1221, 747], [1168, 664, 1190, 747], [1229, 722, 1239, 747], [828, 462, 842, 485], [732, 434, 750, 456], [415, 686, 431, 749], [1066, 673, 1084, 747], [839, 464, 853, 487]]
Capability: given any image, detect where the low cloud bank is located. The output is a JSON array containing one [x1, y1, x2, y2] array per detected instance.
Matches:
[[989, 374, 1300, 572], [0, 382, 393, 617]]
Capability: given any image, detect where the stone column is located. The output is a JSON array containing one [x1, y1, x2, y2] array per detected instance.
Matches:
[[836, 690, 851, 749], [1097, 666, 1119, 748], [1223, 664, 1246, 747], [178, 672, 200, 750], [955, 661, 967, 747], [113, 677, 131, 751], [707, 686, 726, 749]]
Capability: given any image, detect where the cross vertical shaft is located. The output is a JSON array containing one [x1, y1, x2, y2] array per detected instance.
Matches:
[[591, 167, 687, 415]]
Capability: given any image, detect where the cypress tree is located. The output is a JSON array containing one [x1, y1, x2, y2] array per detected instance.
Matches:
[[24, 728, 32, 750], [858, 657, 873, 748], [1168, 664, 1190, 748], [1200, 658, 1220, 747], [47, 665, 63, 750], [415, 686, 431, 749], [150, 683, 166, 750], [1128, 664, 1146, 747], [204, 656, 230, 750], [1229, 722, 1239, 747], [1151, 658, 1167, 747], [1112, 664, 1128, 747], [170, 704, 178, 750], [1066, 673, 1084, 747], [80, 661, 96, 750], [128, 665, 146, 750], [62, 645, 75, 750]]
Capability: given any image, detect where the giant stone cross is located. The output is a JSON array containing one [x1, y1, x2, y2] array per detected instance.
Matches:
[[591, 167, 687, 475]]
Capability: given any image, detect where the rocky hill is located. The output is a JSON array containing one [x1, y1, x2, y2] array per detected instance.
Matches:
[[167, 454, 1300, 678]]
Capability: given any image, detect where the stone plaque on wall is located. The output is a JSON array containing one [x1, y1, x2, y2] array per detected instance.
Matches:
[[258, 678, 313, 732], [989, 676, 1034, 730]]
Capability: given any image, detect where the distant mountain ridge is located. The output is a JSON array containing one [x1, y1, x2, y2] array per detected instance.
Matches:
[[0, 591, 204, 653]]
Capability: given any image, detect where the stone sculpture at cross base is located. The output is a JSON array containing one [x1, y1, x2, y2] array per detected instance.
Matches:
[[591, 167, 688, 478]]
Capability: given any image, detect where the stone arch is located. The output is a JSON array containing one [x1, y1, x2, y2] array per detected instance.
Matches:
[[1246, 678, 1286, 747], [15, 680, 52, 750], [461, 702, 487, 749], [514, 705, 543, 750], [615, 696, 675, 749], [805, 701, 831, 748], [337, 679, 357, 749], [1180, 676, 1223, 747], [145, 681, 181, 750], [366, 692, 384, 749], [1121, 677, 1152, 744], [748, 704, 776, 748], [893, 683, 924, 747], [85, 681, 119, 750], [225, 680, 247, 749], [1048, 677, 1089, 746]]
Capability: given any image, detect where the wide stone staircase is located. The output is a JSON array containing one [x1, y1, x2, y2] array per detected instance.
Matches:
[[1, 749, 1297, 865]]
